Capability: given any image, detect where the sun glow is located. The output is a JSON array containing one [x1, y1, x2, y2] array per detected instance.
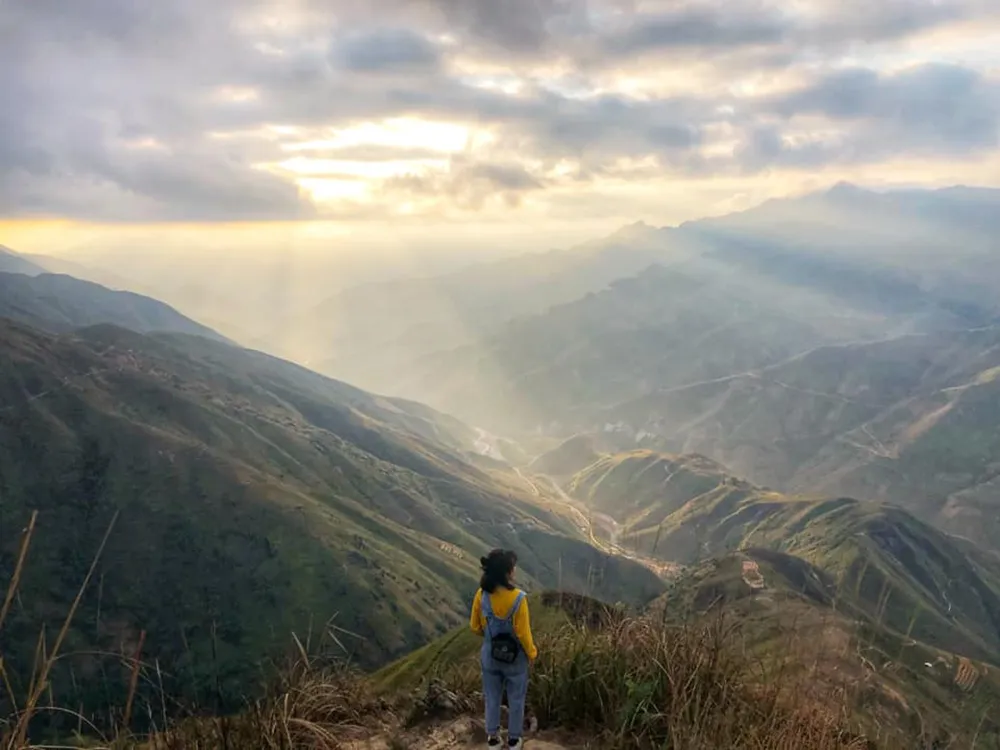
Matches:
[[282, 118, 472, 155]]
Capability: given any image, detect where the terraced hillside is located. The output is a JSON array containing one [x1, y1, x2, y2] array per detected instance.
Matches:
[[0, 320, 663, 730], [561, 450, 1000, 666], [600, 326, 1000, 550]]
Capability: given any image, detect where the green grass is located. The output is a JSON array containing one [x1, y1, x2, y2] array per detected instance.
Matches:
[[562, 448, 1000, 670], [371, 593, 595, 693]]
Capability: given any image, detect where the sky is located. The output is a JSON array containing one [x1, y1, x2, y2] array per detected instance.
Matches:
[[2, 0, 999, 256]]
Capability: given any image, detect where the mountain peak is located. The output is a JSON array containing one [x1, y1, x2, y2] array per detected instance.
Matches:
[[609, 220, 659, 241], [825, 181, 869, 198]]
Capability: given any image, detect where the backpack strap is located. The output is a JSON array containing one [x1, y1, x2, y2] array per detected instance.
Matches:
[[499, 591, 526, 623], [481, 589, 495, 620], [480, 590, 525, 633], [481, 590, 497, 641]]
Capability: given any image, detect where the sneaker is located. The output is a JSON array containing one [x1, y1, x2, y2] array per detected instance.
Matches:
[[487, 736, 501, 748], [508, 739, 523, 749]]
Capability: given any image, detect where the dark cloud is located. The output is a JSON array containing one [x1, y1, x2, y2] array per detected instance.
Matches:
[[814, 0, 970, 43], [597, 0, 986, 64], [335, 28, 442, 72], [383, 159, 544, 209], [0, 0, 315, 220], [773, 64, 1000, 155], [733, 125, 840, 173], [421, 0, 587, 55], [461, 163, 543, 191], [603, 8, 787, 55]]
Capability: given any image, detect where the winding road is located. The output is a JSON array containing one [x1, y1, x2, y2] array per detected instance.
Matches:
[[473, 427, 677, 578]]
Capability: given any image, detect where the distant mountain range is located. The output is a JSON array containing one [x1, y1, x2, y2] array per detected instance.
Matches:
[[592, 326, 1000, 551], [388, 185, 1000, 433], [256, 221, 671, 386]]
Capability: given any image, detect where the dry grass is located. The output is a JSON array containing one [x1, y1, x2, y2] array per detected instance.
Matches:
[[140, 661, 385, 750], [432, 612, 874, 750], [0, 513, 971, 750], [0, 512, 389, 749], [1, 511, 124, 749], [0, 511, 877, 750]]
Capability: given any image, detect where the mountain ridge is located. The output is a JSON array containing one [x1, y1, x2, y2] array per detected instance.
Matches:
[[0, 270, 230, 343], [555, 447, 1000, 671], [594, 325, 1000, 550]]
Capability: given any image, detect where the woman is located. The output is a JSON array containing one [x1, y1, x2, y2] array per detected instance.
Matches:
[[470, 549, 537, 749]]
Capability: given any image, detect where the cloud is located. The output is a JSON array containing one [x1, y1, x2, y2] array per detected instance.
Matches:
[[602, 7, 788, 56], [1, 0, 998, 222], [418, 0, 588, 56], [383, 159, 544, 210], [335, 28, 443, 72], [771, 64, 1000, 156]]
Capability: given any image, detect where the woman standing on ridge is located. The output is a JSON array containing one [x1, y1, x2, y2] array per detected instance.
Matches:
[[470, 549, 538, 750]]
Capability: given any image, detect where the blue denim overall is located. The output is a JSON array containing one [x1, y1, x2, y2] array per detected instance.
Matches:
[[481, 590, 529, 740]]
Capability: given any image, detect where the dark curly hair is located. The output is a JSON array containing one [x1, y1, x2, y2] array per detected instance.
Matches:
[[480, 549, 517, 593]]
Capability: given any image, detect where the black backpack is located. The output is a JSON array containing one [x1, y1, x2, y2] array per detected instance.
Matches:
[[482, 590, 525, 664]]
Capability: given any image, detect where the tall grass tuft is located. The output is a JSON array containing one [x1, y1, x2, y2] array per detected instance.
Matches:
[[145, 660, 383, 750]]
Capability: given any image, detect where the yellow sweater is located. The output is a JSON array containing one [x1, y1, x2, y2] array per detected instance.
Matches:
[[470, 588, 538, 660]]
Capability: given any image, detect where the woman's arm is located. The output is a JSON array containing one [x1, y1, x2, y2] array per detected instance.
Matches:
[[513, 597, 538, 660], [470, 589, 485, 636]]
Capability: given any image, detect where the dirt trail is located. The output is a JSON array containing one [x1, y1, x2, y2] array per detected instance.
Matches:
[[346, 717, 576, 749]]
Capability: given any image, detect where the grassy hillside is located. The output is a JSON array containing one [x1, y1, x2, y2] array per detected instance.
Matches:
[[368, 439, 1000, 746], [656, 550, 1000, 746], [562, 450, 1000, 668], [0, 271, 228, 341], [0, 320, 663, 736], [528, 434, 603, 478], [371, 592, 604, 693], [567, 450, 733, 530], [601, 326, 1000, 550]]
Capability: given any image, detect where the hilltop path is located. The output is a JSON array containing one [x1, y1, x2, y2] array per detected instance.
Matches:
[[346, 718, 575, 749]]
